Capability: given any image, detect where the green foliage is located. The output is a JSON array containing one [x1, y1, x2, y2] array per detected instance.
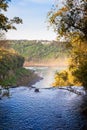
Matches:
[[0, 0, 22, 31], [1, 75, 17, 87], [53, 70, 69, 87], [48, 0, 87, 39], [53, 68, 82, 87], [15, 67, 31, 77], [0, 67, 36, 87], [49, 0, 87, 88], [0, 0, 26, 88], [53, 36, 87, 88], [69, 39, 87, 87], [10, 40, 70, 62], [0, 47, 24, 87]]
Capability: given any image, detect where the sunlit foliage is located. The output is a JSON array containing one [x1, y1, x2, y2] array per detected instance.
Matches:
[[48, 0, 87, 88], [10, 40, 70, 62], [0, 0, 24, 87], [48, 0, 87, 39], [0, 47, 24, 87]]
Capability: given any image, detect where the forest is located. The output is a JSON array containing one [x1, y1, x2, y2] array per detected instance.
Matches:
[[10, 40, 70, 63]]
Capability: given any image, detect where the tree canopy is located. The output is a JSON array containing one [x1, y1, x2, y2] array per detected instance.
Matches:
[[0, 0, 22, 32], [48, 0, 87, 88], [48, 0, 87, 39]]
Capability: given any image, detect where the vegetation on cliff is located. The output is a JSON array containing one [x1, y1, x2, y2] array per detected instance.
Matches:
[[0, 47, 23, 87], [10, 40, 70, 63], [0, 45, 40, 87], [0, 0, 39, 88]]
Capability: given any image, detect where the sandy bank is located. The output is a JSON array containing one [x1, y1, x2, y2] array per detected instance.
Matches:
[[24, 60, 68, 67]]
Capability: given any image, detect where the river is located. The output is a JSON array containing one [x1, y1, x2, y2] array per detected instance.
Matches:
[[0, 67, 87, 130]]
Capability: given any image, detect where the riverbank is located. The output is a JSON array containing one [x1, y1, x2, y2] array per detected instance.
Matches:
[[23, 59, 68, 67], [14, 68, 42, 87], [1, 67, 42, 88]]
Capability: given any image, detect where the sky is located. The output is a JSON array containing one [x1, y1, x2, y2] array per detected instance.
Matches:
[[6, 0, 61, 40]]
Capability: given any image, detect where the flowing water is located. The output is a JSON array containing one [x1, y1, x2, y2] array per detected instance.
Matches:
[[0, 67, 87, 130]]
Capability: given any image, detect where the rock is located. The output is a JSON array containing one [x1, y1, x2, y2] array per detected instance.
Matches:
[[34, 88, 39, 92], [81, 107, 87, 115]]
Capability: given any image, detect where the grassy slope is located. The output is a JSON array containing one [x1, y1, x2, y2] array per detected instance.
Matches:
[[1, 68, 40, 87], [0, 47, 40, 87]]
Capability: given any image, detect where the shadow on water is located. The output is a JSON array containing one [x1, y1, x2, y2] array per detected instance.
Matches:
[[75, 94, 87, 130]]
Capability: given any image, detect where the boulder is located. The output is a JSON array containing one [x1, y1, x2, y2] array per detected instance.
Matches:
[[34, 88, 39, 92]]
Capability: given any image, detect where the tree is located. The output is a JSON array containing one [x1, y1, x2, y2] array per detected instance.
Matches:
[[0, 0, 22, 48], [0, 0, 24, 87], [48, 0, 87, 88], [0, 0, 22, 32], [48, 0, 87, 39]]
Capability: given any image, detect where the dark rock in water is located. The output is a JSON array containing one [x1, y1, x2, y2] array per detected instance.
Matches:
[[34, 88, 39, 92], [81, 107, 87, 115]]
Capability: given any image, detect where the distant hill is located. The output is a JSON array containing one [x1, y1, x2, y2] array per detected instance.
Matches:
[[9, 40, 70, 66]]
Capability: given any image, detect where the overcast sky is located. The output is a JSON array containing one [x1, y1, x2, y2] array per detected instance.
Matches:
[[6, 0, 62, 40]]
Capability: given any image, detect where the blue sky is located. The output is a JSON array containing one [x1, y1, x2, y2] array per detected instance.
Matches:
[[6, 0, 61, 40]]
